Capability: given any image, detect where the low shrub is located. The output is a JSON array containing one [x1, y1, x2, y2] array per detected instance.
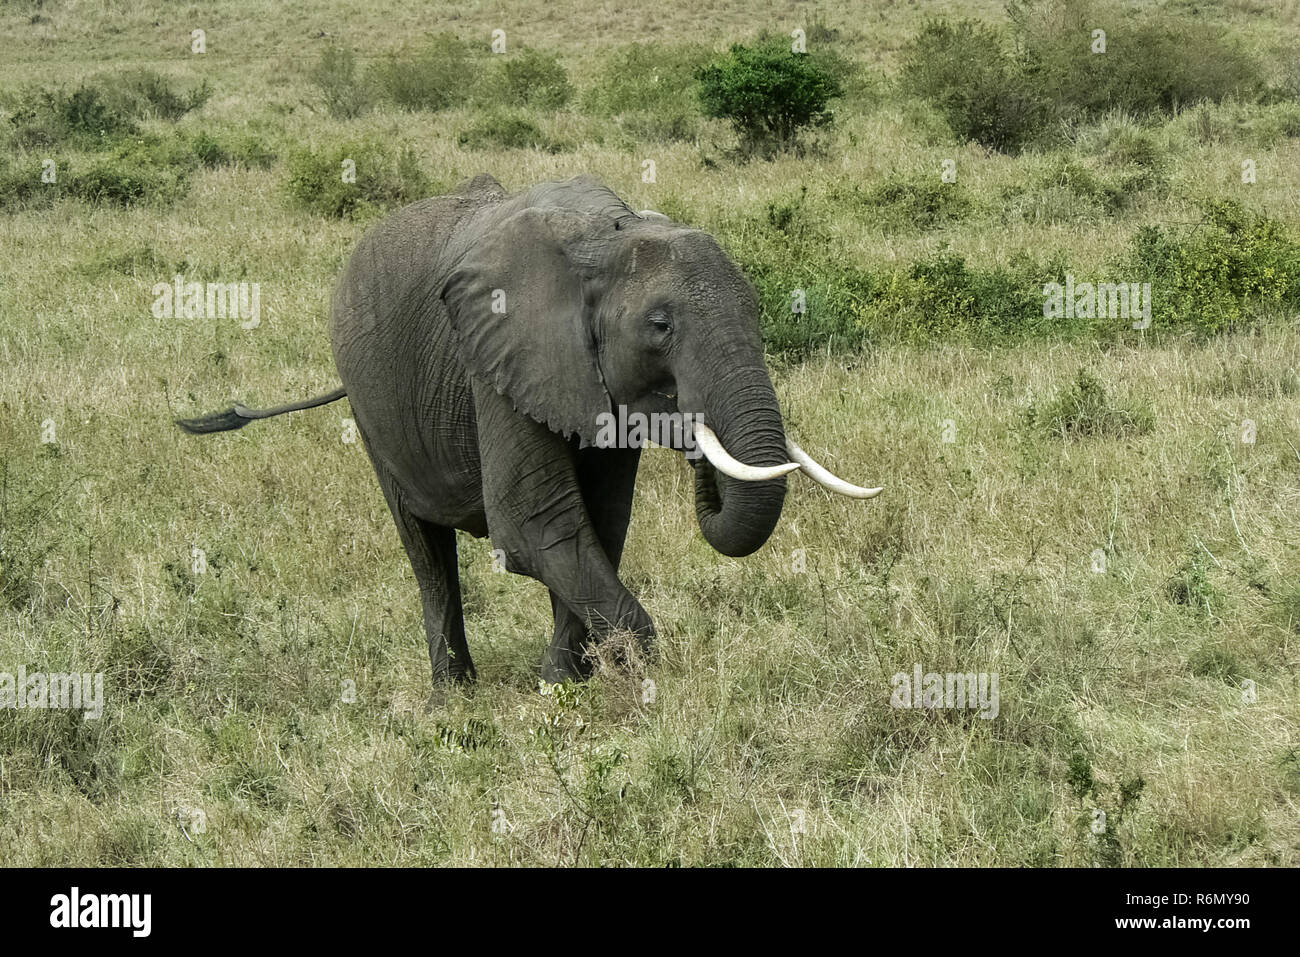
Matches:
[[586, 43, 712, 142], [8, 85, 136, 148], [189, 130, 277, 169], [1123, 200, 1300, 335], [457, 110, 564, 152], [750, 258, 878, 358], [618, 109, 699, 143], [1025, 367, 1155, 439], [586, 43, 713, 115], [712, 194, 877, 357], [903, 1, 1275, 153], [285, 140, 432, 218], [309, 46, 372, 119], [69, 137, 196, 206], [900, 18, 1046, 153], [5, 71, 209, 149], [98, 69, 212, 122], [0, 157, 50, 210], [859, 250, 1066, 343], [367, 34, 481, 111], [492, 48, 573, 109], [834, 173, 973, 231], [1011, 0, 1267, 119]]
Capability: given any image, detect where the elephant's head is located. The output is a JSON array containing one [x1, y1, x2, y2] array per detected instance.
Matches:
[[441, 177, 878, 558]]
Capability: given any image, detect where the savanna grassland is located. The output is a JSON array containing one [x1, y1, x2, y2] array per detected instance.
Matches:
[[1, 0, 1299, 866]]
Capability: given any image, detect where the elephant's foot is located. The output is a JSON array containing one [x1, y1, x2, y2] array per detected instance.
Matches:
[[425, 681, 474, 713], [426, 662, 476, 711], [540, 626, 657, 686], [540, 642, 594, 685]]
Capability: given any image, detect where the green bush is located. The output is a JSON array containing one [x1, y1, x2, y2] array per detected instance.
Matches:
[[1076, 116, 1168, 192], [8, 86, 136, 147], [587, 43, 712, 114], [5, 101, 67, 150], [5, 71, 209, 150], [0, 134, 199, 210], [732, 192, 1299, 355], [1038, 159, 1125, 211], [98, 69, 212, 122], [367, 34, 480, 111], [587, 42, 712, 113], [1011, 0, 1266, 118], [1180, 99, 1300, 148], [696, 35, 845, 155], [619, 109, 699, 143], [309, 46, 372, 119], [722, 190, 1074, 354], [493, 48, 573, 109], [859, 250, 1066, 343], [834, 173, 973, 231], [749, 258, 877, 358], [285, 140, 432, 218], [1124, 200, 1300, 335], [69, 136, 196, 206], [0, 157, 50, 210], [710, 205, 865, 357], [189, 130, 277, 169], [70, 160, 150, 205], [998, 148, 1166, 225], [709, 192, 877, 357], [1026, 367, 1155, 439], [457, 110, 564, 152], [903, 2, 1273, 153], [900, 19, 1046, 153], [586, 43, 711, 142]]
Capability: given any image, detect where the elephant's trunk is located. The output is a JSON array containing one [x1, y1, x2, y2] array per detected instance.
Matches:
[[689, 369, 788, 558]]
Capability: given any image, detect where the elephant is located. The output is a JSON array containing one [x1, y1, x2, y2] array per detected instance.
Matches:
[[177, 174, 879, 690]]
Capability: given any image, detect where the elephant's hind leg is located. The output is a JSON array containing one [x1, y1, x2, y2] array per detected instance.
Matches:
[[365, 443, 475, 688]]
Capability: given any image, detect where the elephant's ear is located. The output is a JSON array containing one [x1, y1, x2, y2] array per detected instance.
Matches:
[[440, 206, 612, 444]]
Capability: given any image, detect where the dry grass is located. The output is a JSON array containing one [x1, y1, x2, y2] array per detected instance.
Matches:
[[0, 0, 1298, 866]]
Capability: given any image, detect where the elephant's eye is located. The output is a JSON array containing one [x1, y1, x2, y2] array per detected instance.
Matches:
[[648, 315, 673, 335]]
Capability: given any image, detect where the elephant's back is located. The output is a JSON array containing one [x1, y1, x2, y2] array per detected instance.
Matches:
[[330, 174, 506, 342], [329, 186, 491, 528]]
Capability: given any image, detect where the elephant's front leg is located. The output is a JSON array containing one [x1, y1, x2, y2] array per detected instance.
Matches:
[[471, 382, 654, 682], [542, 444, 642, 682]]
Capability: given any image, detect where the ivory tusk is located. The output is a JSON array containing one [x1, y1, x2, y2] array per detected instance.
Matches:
[[786, 439, 883, 499], [693, 423, 800, 482]]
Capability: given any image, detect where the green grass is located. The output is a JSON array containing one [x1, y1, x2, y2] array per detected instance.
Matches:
[[1, 0, 1298, 867]]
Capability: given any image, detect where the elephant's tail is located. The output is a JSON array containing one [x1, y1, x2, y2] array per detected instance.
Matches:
[[175, 387, 348, 434]]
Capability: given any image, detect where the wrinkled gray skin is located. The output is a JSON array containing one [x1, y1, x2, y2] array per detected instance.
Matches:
[[329, 173, 787, 686]]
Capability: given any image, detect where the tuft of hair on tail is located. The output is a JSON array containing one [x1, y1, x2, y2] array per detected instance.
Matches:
[[175, 387, 348, 435], [175, 407, 255, 434]]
